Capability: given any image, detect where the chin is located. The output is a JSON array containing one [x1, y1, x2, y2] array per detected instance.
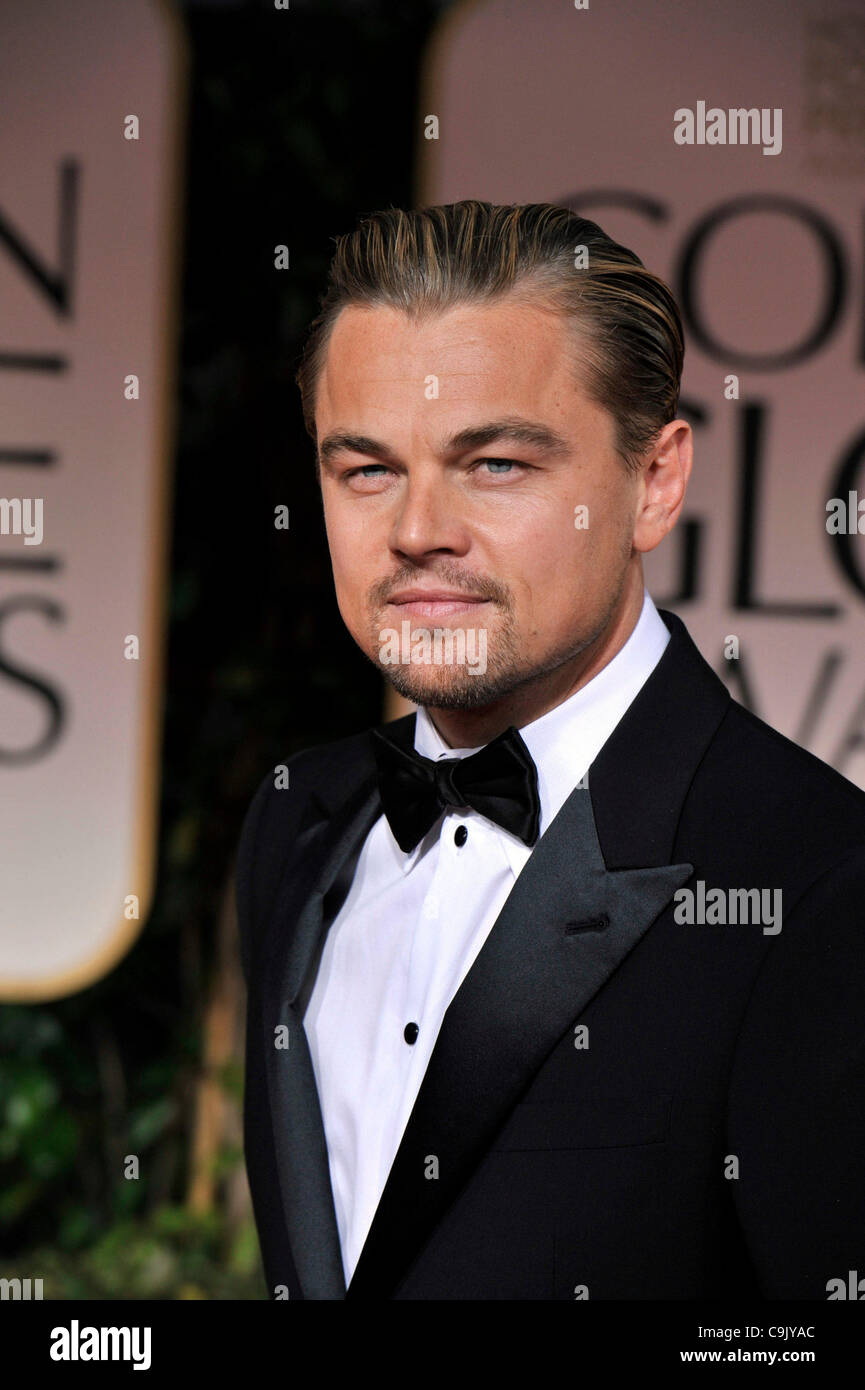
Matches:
[[382, 667, 515, 711]]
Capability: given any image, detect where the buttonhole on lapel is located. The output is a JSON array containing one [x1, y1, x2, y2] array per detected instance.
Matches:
[[564, 913, 609, 936]]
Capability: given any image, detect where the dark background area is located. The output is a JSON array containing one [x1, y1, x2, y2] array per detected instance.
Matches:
[[0, 0, 450, 1297]]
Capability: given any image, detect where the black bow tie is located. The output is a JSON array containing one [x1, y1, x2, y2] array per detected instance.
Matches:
[[370, 721, 541, 854]]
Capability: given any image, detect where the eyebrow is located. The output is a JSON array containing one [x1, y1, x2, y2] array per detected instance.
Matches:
[[317, 417, 571, 470]]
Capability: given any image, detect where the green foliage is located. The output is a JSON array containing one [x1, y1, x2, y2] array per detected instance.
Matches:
[[0, 1206, 265, 1300], [0, 1003, 185, 1246], [0, 1012, 79, 1228]]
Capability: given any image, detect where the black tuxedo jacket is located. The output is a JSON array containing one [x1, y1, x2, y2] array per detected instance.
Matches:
[[236, 608, 865, 1300]]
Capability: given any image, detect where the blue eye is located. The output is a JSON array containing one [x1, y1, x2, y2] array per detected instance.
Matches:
[[478, 458, 522, 474], [345, 464, 388, 479]]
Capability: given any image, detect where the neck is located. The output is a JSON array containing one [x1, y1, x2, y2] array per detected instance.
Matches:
[[425, 574, 645, 749]]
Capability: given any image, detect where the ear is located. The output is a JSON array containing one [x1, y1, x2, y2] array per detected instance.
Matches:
[[632, 419, 693, 554]]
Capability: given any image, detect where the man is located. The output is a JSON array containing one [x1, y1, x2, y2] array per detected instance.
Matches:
[[236, 201, 865, 1300]]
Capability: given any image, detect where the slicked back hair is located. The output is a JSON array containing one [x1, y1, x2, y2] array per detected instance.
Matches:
[[296, 200, 684, 476]]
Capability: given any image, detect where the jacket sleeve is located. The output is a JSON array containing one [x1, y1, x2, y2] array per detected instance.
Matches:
[[234, 766, 275, 989], [726, 844, 865, 1298], [234, 752, 306, 988]]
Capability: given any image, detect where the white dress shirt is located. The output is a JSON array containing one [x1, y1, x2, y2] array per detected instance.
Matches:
[[304, 589, 670, 1286]]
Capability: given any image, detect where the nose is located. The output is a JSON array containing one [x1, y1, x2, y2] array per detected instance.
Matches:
[[388, 469, 470, 561]]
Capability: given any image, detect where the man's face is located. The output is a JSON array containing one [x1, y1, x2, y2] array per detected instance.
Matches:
[[314, 294, 644, 713]]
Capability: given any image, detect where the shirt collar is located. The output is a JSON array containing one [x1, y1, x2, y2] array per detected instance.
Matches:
[[400, 589, 671, 875]]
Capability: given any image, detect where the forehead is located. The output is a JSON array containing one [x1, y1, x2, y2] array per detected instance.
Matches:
[[316, 296, 595, 426]]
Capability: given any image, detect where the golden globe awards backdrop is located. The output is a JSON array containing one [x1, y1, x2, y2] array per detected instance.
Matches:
[[415, 0, 865, 787], [0, 0, 185, 1000]]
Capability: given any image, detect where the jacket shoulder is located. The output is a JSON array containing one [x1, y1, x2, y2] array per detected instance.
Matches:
[[720, 696, 865, 822]]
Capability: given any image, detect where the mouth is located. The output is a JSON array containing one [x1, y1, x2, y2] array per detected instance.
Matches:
[[386, 590, 490, 619]]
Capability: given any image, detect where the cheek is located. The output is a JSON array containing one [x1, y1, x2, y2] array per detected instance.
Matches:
[[325, 535, 362, 624], [576, 486, 633, 568], [323, 503, 357, 578], [325, 518, 382, 634], [514, 502, 625, 625]]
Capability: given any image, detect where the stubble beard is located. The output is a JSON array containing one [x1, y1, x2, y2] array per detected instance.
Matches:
[[362, 533, 634, 713], [367, 585, 624, 712], [372, 604, 523, 709]]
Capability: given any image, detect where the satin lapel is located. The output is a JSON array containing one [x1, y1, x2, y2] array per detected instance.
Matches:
[[256, 770, 381, 1300], [345, 777, 694, 1299]]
